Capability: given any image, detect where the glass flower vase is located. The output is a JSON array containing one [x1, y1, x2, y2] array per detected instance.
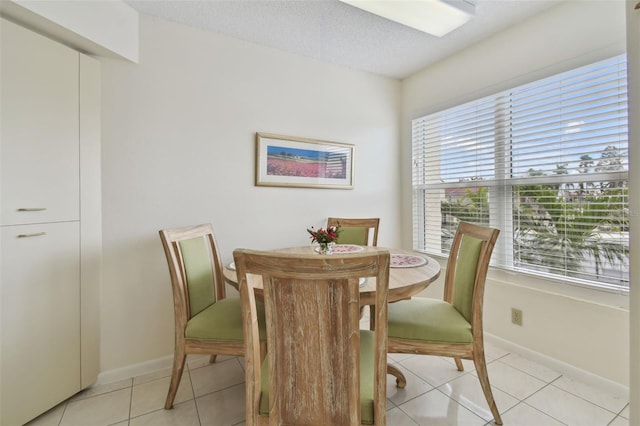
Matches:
[[317, 242, 334, 254]]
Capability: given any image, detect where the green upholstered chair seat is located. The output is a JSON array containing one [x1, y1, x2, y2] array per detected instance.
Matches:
[[387, 298, 473, 344], [258, 330, 377, 425], [185, 297, 266, 341]]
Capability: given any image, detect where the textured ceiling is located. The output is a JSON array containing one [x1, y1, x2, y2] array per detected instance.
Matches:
[[125, 0, 562, 80]]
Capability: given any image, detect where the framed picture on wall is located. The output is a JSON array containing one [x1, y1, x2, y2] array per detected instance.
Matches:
[[255, 132, 355, 189]]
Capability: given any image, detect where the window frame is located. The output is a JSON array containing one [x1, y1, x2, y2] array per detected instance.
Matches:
[[411, 54, 629, 293]]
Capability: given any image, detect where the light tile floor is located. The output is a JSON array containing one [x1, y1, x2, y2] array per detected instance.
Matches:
[[27, 313, 629, 426]]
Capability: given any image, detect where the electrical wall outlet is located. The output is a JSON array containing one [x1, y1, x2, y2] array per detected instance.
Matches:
[[511, 308, 523, 326]]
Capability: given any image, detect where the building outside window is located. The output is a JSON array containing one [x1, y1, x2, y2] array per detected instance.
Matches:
[[412, 54, 629, 292]]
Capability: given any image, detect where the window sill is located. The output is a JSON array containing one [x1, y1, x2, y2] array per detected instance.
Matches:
[[423, 252, 629, 311], [487, 266, 629, 311]]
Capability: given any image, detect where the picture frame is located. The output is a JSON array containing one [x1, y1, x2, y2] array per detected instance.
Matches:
[[255, 132, 355, 189]]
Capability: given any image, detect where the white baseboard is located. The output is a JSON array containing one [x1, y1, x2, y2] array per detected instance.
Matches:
[[96, 354, 175, 385], [485, 333, 629, 399]]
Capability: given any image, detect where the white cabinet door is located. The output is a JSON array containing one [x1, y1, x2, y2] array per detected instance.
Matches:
[[1, 222, 81, 426], [0, 18, 80, 226]]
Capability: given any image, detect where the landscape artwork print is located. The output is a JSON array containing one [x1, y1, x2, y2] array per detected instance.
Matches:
[[266, 145, 346, 179], [255, 133, 354, 189]]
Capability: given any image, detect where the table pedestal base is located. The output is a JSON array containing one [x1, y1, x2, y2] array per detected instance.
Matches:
[[387, 364, 406, 388]]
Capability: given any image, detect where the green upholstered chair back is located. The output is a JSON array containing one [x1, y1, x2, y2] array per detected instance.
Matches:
[[338, 226, 368, 245], [327, 217, 380, 246], [159, 224, 226, 326], [179, 236, 216, 317], [444, 222, 500, 325], [451, 235, 483, 323]]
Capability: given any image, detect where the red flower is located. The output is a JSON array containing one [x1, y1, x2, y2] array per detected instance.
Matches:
[[307, 225, 342, 244]]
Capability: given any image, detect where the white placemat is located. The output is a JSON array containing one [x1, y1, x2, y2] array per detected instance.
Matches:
[[331, 244, 365, 253], [390, 254, 427, 268], [314, 244, 364, 253]]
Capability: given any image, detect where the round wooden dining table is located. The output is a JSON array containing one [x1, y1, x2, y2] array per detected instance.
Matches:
[[223, 245, 441, 306]]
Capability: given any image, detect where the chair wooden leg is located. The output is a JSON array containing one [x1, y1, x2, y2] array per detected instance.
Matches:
[[454, 357, 464, 371], [472, 353, 503, 425], [165, 349, 187, 409], [209, 354, 217, 363], [387, 364, 407, 388]]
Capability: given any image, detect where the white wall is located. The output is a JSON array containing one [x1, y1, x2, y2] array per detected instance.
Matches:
[[99, 15, 400, 373], [401, 1, 629, 387]]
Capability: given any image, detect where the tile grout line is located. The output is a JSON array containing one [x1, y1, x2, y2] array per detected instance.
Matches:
[[56, 401, 69, 426], [546, 375, 626, 416], [506, 399, 569, 426], [127, 377, 134, 426], [433, 385, 489, 423], [186, 361, 204, 426]]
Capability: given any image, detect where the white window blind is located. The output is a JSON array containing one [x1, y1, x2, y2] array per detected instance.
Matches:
[[412, 55, 629, 291]]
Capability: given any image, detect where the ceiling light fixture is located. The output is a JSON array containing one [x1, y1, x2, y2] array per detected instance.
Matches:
[[339, 0, 476, 37]]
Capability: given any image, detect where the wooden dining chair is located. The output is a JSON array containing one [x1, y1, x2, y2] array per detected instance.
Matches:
[[159, 224, 266, 409], [328, 217, 381, 323], [386, 222, 502, 425], [234, 249, 390, 425], [327, 217, 380, 246]]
